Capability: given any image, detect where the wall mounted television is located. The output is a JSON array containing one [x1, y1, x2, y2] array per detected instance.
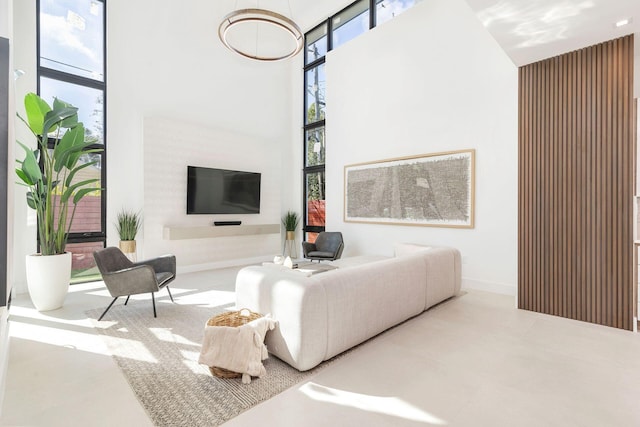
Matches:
[[187, 166, 261, 214]]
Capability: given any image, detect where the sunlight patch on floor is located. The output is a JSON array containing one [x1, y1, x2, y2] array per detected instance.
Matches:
[[300, 382, 448, 425], [150, 328, 200, 347], [9, 314, 157, 363], [8, 320, 114, 356], [9, 305, 95, 327], [101, 335, 159, 363], [181, 352, 207, 374]]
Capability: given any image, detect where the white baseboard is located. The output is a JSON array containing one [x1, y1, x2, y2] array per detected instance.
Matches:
[[176, 255, 271, 275], [462, 277, 516, 296], [9, 281, 26, 296], [0, 307, 10, 419]]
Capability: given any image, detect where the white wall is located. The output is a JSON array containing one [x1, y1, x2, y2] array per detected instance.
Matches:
[[106, 1, 294, 266], [0, 0, 13, 416], [325, 0, 518, 294], [142, 117, 281, 270], [9, 0, 295, 286], [11, 0, 517, 293], [0, 0, 9, 38], [10, 0, 36, 295]]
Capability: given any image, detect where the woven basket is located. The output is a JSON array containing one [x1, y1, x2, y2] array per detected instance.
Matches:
[[206, 308, 263, 378]]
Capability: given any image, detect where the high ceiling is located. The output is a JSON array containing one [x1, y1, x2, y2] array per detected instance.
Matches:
[[287, 0, 640, 66], [465, 0, 640, 66]]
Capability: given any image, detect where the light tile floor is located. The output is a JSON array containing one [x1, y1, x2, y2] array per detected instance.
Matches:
[[2, 266, 640, 426]]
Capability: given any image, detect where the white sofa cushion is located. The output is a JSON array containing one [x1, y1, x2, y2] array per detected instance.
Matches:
[[394, 242, 432, 257], [322, 254, 427, 360], [235, 245, 461, 371], [235, 266, 329, 371]]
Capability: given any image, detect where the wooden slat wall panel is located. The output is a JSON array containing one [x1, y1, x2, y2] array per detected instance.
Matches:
[[518, 35, 636, 330]]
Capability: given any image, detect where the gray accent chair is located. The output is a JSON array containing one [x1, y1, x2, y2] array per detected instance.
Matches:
[[302, 232, 344, 262], [94, 247, 176, 321]]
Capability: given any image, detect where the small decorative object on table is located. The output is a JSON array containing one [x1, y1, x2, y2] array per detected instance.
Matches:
[[283, 256, 294, 269]]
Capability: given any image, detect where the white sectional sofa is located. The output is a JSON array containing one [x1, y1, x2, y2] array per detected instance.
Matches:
[[235, 244, 461, 371]]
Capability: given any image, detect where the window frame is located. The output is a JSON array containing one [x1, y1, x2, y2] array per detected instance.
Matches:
[[36, 0, 107, 280], [331, 0, 371, 50], [303, 20, 328, 238]]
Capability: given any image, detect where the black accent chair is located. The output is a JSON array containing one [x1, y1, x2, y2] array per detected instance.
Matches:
[[94, 247, 176, 321], [302, 232, 344, 262]]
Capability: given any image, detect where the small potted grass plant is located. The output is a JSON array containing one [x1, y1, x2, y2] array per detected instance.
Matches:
[[282, 211, 299, 241], [116, 209, 142, 259], [281, 210, 299, 259]]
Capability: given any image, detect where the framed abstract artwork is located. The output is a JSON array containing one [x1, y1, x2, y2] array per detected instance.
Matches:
[[344, 149, 475, 228]]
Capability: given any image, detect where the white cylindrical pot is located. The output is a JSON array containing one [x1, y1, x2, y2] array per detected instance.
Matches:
[[25, 252, 72, 311]]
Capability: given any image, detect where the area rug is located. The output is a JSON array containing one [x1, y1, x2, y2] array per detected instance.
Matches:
[[86, 301, 335, 427]]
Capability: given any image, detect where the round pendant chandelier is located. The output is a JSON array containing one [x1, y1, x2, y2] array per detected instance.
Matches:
[[218, 8, 304, 62]]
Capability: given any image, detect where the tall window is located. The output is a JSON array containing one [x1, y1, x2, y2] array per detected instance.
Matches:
[[37, 0, 106, 283], [303, 23, 327, 242], [302, 0, 421, 242]]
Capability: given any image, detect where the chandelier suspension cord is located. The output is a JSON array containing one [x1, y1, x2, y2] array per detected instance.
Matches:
[[255, 1, 260, 57], [287, 0, 294, 22]]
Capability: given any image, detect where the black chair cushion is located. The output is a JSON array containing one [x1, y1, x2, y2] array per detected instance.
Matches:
[[307, 251, 336, 258], [156, 272, 175, 288]]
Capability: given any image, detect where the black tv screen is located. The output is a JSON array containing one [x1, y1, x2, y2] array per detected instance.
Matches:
[[187, 166, 261, 214]]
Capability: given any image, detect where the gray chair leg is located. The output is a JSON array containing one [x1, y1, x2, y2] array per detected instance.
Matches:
[[98, 297, 119, 321], [152, 292, 156, 318], [166, 286, 174, 303]]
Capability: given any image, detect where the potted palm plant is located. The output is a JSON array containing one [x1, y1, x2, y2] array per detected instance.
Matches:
[[115, 209, 142, 260], [15, 92, 102, 311]]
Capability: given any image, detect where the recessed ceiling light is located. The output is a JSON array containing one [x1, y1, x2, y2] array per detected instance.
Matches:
[[615, 18, 631, 27]]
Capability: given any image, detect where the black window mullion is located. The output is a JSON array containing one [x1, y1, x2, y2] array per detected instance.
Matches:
[[370, 0, 376, 28], [304, 164, 325, 174], [304, 56, 325, 71], [67, 233, 105, 241], [304, 119, 326, 131], [303, 226, 325, 234], [39, 67, 105, 90]]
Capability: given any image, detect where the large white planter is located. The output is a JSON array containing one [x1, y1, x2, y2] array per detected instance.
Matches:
[[25, 252, 72, 311]]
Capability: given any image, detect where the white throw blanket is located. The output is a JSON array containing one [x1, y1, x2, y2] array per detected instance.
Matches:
[[199, 315, 277, 384]]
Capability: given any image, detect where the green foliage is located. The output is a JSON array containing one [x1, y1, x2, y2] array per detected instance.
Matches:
[[307, 173, 325, 201], [306, 102, 325, 123], [115, 210, 142, 241], [281, 211, 299, 231], [15, 93, 103, 255]]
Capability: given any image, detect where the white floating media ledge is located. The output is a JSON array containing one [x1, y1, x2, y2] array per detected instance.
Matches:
[[163, 224, 281, 240]]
